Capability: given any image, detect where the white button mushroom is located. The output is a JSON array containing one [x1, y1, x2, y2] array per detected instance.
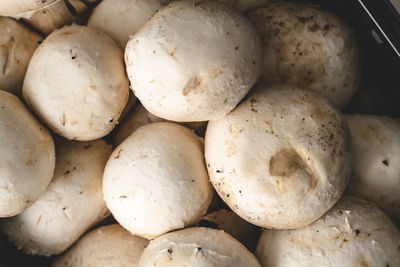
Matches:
[[0, 139, 111, 256], [53, 224, 149, 267], [0, 0, 59, 16], [17, 0, 88, 35], [248, 2, 361, 108], [345, 114, 400, 223], [88, 0, 164, 48], [23, 24, 129, 141], [0, 91, 55, 217], [205, 84, 352, 229], [138, 227, 261, 266], [256, 197, 400, 267], [197, 209, 260, 251], [125, 0, 263, 122], [110, 102, 207, 146], [0, 17, 42, 95], [103, 122, 213, 239]]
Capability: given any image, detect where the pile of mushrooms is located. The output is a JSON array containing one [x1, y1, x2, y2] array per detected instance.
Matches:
[[0, 0, 399, 266]]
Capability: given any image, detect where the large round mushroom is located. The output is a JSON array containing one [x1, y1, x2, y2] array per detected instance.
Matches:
[[248, 2, 361, 108], [138, 227, 261, 267], [125, 0, 263, 122], [0, 91, 55, 217], [103, 122, 213, 239], [205, 84, 352, 229], [345, 114, 400, 223], [23, 24, 129, 141], [256, 197, 400, 267]]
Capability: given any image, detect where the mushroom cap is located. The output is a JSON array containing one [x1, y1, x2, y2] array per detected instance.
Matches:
[[0, 0, 59, 16], [110, 102, 207, 146], [125, 0, 263, 122], [197, 209, 260, 251], [0, 91, 55, 217], [103, 122, 213, 239], [17, 0, 88, 35], [0, 17, 42, 95], [256, 197, 400, 267], [23, 24, 129, 141], [138, 227, 261, 267], [205, 84, 352, 229], [345, 114, 400, 223], [53, 224, 149, 267], [248, 2, 361, 108], [0, 139, 111, 256], [88, 0, 164, 48]]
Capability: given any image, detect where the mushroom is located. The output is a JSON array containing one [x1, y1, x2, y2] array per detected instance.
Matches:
[[53, 224, 149, 267], [256, 197, 400, 267], [88, 0, 164, 48], [103, 122, 213, 239], [125, 0, 263, 122], [197, 209, 260, 251], [16, 0, 88, 35], [248, 2, 361, 108], [345, 114, 400, 223], [110, 102, 207, 146], [0, 91, 55, 217], [23, 24, 130, 141], [138, 227, 261, 266], [0, 0, 59, 16], [205, 84, 352, 229], [0, 139, 111, 256], [0, 17, 42, 95]]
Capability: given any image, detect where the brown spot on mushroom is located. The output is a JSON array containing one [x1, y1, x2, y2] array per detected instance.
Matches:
[[114, 149, 123, 159], [250, 98, 258, 113], [182, 76, 203, 96], [382, 160, 389, 166]]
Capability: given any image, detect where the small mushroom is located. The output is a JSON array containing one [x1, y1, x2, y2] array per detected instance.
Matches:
[[0, 139, 111, 256], [248, 2, 361, 108], [138, 227, 261, 266], [88, 0, 164, 48], [110, 102, 207, 146], [197, 209, 260, 251], [53, 224, 149, 267], [23, 24, 130, 141], [0, 17, 42, 95], [125, 0, 263, 122], [205, 84, 352, 229], [0, 91, 55, 217], [345, 114, 400, 223], [256, 197, 400, 267], [103, 122, 213, 239]]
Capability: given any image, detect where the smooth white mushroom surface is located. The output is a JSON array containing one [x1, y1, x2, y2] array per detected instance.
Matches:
[[125, 0, 263, 122], [0, 17, 42, 95], [0, 0, 59, 16], [138, 227, 261, 267], [17, 0, 88, 35], [23, 24, 129, 141], [205, 84, 352, 229], [110, 102, 207, 146], [0, 91, 55, 217], [248, 2, 361, 108], [103, 122, 213, 239], [53, 224, 149, 267], [256, 197, 400, 267], [345, 114, 400, 223], [88, 0, 164, 48], [0, 139, 111, 256], [197, 209, 260, 251]]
